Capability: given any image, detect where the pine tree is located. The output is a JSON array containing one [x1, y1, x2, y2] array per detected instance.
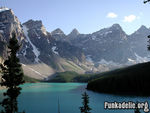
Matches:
[[143, 1, 150, 50], [147, 35, 150, 50], [135, 108, 141, 113], [134, 102, 141, 113], [0, 33, 25, 113], [79, 92, 92, 113], [144, 0, 150, 4]]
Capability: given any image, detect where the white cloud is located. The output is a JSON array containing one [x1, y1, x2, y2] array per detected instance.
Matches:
[[107, 12, 118, 18], [123, 15, 136, 22]]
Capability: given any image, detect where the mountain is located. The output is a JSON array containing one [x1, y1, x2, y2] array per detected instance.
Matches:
[[0, 7, 150, 81], [66, 24, 150, 67], [128, 25, 150, 57], [51, 28, 66, 41], [66, 24, 136, 66], [67, 28, 80, 39], [0, 8, 24, 57], [0, 8, 94, 80], [22, 19, 88, 65]]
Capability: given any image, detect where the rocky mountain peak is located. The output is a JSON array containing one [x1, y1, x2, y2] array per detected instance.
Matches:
[[111, 24, 122, 31], [136, 25, 149, 33], [140, 25, 147, 29], [0, 7, 19, 24], [23, 19, 48, 36], [68, 28, 80, 37], [23, 19, 43, 29], [0, 7, 23, 41], [92, 24, 124, 37], [51, 28, 65, 35], [0, 7, 10, 13]]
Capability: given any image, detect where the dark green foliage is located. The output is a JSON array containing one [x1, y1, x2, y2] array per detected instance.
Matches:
[[0, 33, 25, 113], [48, 71, 102, 83], [144, 0, 150, 4], [79, 92, 92, 113], [144, 0, 150, 50], [134, 102, 141, 113], [147, 35, 150, 50], [87, 62, 150, 96], [0, 41, 5, 56], [48, 71, 79, 82], [23, 75, 40, 83]]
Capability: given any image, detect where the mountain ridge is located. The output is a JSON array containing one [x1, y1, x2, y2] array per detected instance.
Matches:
[[0, 8, 95, 80], [0, 7, 150, 80]]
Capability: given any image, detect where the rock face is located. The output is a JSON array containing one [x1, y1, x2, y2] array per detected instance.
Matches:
[[64, 24, 150, 65], [0, 8, 23, 41], [67, 24, 135, 64], [128, 25, 150, 57], [0, 7, 150, 80], [51, 28, 66, 41], [0, 8, 92, 80], [20, 19, 92, 79], [21, 20, 86, 64], [67, 28, 80, 39], [0, 8, 24, 59]]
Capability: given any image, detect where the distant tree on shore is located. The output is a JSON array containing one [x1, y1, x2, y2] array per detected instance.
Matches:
[[79, 92, 92, 113], [134, 102, 141, 113], [147, 36, 150, 50], [144, 0, 150, 4], [0, 33, 25, 113], [144, 0, 150, 50]]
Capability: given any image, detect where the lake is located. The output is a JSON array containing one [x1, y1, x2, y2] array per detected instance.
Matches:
[[0, 83, 150, 113]]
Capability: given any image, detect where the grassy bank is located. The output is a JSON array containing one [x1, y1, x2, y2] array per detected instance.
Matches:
[[23, 75, 40, 83], [47, 71, 100, 83]]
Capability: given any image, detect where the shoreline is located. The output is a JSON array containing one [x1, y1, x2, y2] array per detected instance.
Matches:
[[0, 86, 6, 90]]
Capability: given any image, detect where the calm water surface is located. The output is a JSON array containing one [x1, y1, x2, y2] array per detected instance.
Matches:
[[0, 83, 149, 113]]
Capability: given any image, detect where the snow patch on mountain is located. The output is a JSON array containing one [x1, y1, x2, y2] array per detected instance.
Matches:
[[91, 36, 96, 40], [47, 39, 50, 43], [0, 7, 9, 13], [97, 54, 150, 67], [86, 55, 93, 63], [134, 53, 150, 63], [126, 58, 137, 65], [128, 58, 136, 63], [98, 59, 120, 66], [33, 29, 38, 36], [105, 31, 112, 36], [0, 30, 4, 33], [33, 29, 41, 39], [37, 36, 41, 39], [52, 46, 59, 55], [23, 25, 40, 63]]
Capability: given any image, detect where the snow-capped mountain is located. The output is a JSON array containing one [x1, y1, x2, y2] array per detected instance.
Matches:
[[66, 24, 135, 63], [53, 24, 150, 66], [0, 7, 150, 80], [0, 8, 93, 80]]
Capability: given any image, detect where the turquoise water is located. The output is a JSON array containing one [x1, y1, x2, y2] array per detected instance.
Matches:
[[0, 83, 150, 113]]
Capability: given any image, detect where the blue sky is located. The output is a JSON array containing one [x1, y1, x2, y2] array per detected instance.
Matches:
[[1, 0, 150, 34]]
